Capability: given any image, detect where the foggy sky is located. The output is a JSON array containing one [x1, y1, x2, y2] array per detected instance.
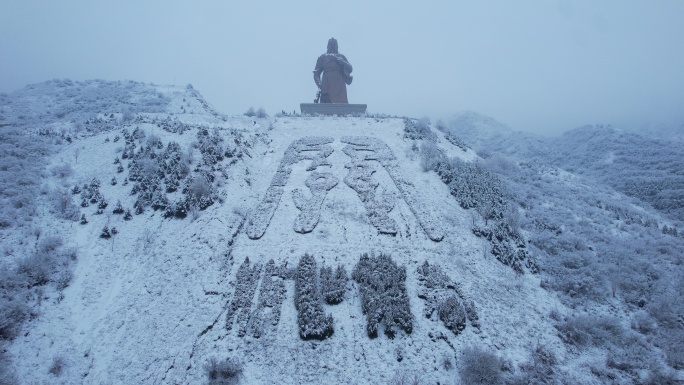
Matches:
[[2, 0, 683, 134]]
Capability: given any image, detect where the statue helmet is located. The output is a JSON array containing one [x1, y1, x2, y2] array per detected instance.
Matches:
[[327, 38, 338, 54]]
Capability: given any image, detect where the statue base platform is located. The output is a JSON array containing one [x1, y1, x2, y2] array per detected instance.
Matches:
[[300, 103, 367, 116]]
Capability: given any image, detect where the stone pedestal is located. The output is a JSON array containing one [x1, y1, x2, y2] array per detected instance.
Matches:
[[300, 103, 367, 116]]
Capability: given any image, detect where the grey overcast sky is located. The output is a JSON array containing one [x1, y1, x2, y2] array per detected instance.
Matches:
[[1, 1, 683, 134]]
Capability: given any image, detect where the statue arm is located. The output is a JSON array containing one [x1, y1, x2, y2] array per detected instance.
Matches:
[[313, 68, 323, 89], [313, 56, 323, 89]]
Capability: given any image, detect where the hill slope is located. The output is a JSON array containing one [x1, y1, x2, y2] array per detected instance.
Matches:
[[1, 81, 682, 384]]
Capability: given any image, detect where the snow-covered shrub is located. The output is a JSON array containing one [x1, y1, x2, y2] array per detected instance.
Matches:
[[50, 163, 73, 179], [419, 141, 446, 172], [472, 222, 538, 274], [442, 354, 454, 370], [647, 297, 684, 369], [244, 107, 256, 117], [185, 175, 215, 210], [54, 269, 73, 291], [555, 315, 624, 347], [458, 346, 504, 385], [51, 189, 80, 221], [437, 154, 541, 272], [539, 251, 606, 303], [0, 127, 52, 229], [196, 128, 224, 166], [100, 226, 111, 239], [204, 356, 242, 385], [508, 345, 558, 385], [0, 297, 28, 341], [403, 117, 437, 141], [436, 157, 506, 218], [416, 261, 479, 332], [352, 253, 412, 338], [320, 265, 347, 305], [439, 295, 466, 334], [112, 200, 124, 214], [294, 254, 333, 340], [14, 235, 75, 291], [17, 253, 51, 287], [389, 370, 421, 385], [48, 355, 65, 376], [248, 259, 286, 338]]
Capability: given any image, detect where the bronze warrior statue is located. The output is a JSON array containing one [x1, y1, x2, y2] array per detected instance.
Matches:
[[313, 38, 353, 104]]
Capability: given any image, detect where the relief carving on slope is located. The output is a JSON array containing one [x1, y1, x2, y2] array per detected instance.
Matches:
[[341, 136, 444, 241], [247, 136, 443, 242], [246, 137, 335, 239]]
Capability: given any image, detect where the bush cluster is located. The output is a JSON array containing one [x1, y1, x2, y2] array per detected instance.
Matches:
[[555, 315, 624, 347], [118, 126, 231, 219], [320, 265, 348, 305], [438, 295, 467, 333], [508, 345, 558, 385], [294, 254, 333, 340], [52, 188, 80, 221], [472, 222, 538, 274], [1, 235, 76, 344], [0, 128, 53, 229], [352, 253, 412, 338], [458, 346, 504, 385], [434, 157, 538, 273], [436, 157, 506, 219], [204, 356, 242, 385], [248, 259, 286, 338], [403, 117, 437, 141], [225, 258, 262, 337], [419, 141, 446, 172], [416, 261, 479, 333]]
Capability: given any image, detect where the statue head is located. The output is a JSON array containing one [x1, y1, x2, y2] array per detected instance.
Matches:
[[327, 38, 338, 54]]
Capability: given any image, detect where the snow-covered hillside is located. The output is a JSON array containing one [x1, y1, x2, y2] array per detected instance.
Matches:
[[1, 81, 683, 384]]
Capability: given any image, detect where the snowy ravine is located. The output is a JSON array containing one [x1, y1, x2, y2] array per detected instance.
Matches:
[[2, 81, 682, 384]]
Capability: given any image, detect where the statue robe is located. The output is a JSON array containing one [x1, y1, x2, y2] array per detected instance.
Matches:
[[314, 54, 352, 104]]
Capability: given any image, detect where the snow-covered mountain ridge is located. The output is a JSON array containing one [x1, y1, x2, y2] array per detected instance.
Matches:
[[1, 81, 683, 384]]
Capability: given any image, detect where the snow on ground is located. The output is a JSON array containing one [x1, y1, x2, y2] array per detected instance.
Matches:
[[6, 109, 572, 385]]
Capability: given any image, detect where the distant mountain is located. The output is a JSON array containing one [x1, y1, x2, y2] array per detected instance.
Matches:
[[1, 81, 682, 384], [446, 116, 684, 222], [547, 125, 684, 221], [633, 122, 684, 142], [445, 111, 551, 159]]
